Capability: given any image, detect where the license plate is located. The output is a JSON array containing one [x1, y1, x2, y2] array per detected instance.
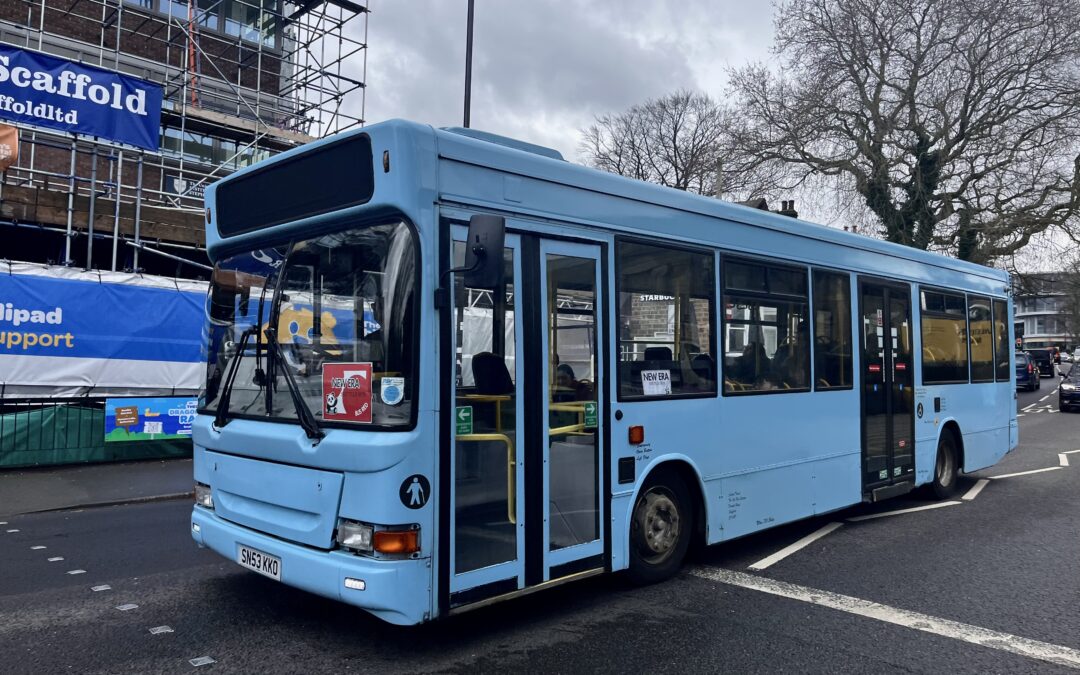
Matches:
[[237, 545, 281, 581]]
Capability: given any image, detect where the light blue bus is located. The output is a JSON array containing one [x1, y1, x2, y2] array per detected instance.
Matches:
[[191, 119, 1017, 625]]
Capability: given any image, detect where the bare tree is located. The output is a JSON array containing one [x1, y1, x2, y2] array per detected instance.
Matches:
[[579, 90, 788, 199], [729, 0, 1080, 263]]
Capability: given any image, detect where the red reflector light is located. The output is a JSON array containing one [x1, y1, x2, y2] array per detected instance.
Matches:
[[1028, 364, 1033, 374], [373, 530, 419, 555], [628, 425, 645, 445]]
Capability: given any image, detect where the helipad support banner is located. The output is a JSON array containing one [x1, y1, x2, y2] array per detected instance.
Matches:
[[0, 264, 207, 398], [0, 44, 162, 151]]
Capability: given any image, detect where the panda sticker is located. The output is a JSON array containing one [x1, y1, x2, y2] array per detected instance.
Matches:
[[322, 363, 373, 423]]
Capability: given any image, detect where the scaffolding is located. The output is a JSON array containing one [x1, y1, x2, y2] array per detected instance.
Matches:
[[0, 0, 368, 278]]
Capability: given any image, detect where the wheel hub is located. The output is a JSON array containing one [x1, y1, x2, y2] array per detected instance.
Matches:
[[638, 490, 680, 558]]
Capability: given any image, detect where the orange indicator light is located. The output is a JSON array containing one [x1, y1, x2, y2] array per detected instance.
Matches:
[[373, 529, 419, 555]]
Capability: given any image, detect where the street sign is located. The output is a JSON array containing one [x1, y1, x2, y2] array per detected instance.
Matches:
[[455, 405, 473, 435], [583, 401, 597, 429]]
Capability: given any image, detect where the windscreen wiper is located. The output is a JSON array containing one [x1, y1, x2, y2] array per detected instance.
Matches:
[[264, 326, 325, 442], [214, 325, 257, 430]]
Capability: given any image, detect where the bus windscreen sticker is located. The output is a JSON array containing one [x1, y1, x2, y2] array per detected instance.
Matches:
[[641, 369, 672, 396], [380, 376, 405, 406], [322, 363, 373, 423]]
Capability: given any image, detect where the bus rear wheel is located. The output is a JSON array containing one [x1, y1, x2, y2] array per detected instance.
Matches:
[[930, 433, 960, 500], [627, 467, 691, 585]]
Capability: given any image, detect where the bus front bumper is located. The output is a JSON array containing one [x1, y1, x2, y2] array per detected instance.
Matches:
[[191, 506, 432, 626]]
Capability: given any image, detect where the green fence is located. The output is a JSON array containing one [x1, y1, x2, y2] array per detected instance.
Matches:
[[0, 399, 192, 468]]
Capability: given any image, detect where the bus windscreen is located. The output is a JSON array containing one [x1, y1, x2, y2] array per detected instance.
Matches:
[[215, 134, 375, 237]]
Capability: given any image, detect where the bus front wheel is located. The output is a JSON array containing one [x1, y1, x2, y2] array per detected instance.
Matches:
[[627, 467, 691, 585], [930, 433, 960, 500]]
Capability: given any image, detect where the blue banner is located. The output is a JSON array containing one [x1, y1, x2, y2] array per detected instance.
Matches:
[[0, 45, 162, 151], [0, 273, 203, 362], [105, 397, 198, 442]]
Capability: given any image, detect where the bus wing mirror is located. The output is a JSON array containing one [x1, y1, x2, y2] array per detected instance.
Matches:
[[463, 215, 506, 290]]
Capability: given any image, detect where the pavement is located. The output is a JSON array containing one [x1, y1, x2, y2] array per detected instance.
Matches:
[[0, 458, 193, 517]]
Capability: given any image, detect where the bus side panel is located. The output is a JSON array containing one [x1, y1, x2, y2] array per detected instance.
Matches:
[[709, 392, 861, 542], [811, 451, 863, 516], [716, 465, 815, 541], [915, 384, 1011, 476], [609, 493, 632, 572]]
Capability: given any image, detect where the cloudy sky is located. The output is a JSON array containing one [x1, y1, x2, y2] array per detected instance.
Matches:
[[360, 1, 774, 162]]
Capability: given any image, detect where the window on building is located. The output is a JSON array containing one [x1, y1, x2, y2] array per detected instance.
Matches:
[[812, 270, 852, 390], [968, 295, 993, 382], [616, 240, 715, 399], [162, 0, 219, 28], [225, 0, 279, 47], [723, 258, 810, 394], [920, 289, 969, 384], [993, 299, 1010, 382]]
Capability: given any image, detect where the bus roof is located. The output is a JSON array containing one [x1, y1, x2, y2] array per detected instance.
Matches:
[[429, 122, 1008, 287], [204, 118, 1009, 290]]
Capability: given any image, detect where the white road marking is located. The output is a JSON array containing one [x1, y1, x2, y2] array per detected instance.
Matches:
[[6, 529, 19, 533], [990, 467, 1063, 480], [962, 479, 990, 501], [1022, 402, 1040, 411], [66, 570, 86, 575], [115, 604, 138, 611], [30, 546, 45, 550], [0, 521, 6, 525], [1040, 395, 1050, 402], [1061, 454, 1070, 467], [748, 522, 844, 571], [1064, 449, 1080, 455], [189, 656, 216, 667], [91, 585, 111, 592], [149, 626, 174, 635], [1017, 413, 1025, 417], [847, 501, 961, 522], [689, 566, 1080, 669], [47, 557, 64, 562]]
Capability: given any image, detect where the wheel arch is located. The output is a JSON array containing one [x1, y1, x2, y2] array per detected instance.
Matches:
[[621, 455, 709, 563], [938, 419, 965, 473]]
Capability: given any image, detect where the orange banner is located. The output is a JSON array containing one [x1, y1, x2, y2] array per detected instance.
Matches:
[[0, 124, 18, 172]]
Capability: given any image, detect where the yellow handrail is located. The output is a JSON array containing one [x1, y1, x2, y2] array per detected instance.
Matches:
[[455, 432, 516, 524]]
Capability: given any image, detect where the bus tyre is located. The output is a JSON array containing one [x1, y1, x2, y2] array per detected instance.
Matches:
[[931, 433, 960, 500], [627, 468, 691, 585]]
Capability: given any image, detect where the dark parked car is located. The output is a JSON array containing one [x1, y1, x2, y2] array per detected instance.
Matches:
[[1027, 349, 1055, 378], [1061, 367, 1080, 411], [1016, 352, 1040, 391]]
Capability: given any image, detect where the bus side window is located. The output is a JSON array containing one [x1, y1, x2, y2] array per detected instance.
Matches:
[[615, 240, 716, 399], [812, 270, 853, 390], [722, 258, 810, 394]]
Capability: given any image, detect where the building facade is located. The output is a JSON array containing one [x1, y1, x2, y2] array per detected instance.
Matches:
[[1013, 272, 1077, 352], [0, 0, 367, 279]]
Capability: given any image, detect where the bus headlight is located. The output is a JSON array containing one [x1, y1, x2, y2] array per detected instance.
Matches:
[[337, 520, 374, 553], [194, 482, 214, 509]]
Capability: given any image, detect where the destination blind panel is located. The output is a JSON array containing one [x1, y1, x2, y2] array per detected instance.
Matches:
[[216, 134, 375, 237]]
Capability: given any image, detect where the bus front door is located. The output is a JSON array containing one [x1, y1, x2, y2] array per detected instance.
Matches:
[[858, 280, 915, 498], [449, 229, 604, 607], [537, 239, 604, 582]]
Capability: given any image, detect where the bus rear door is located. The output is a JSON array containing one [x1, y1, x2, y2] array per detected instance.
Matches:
[[858, 279, 915, 499]]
